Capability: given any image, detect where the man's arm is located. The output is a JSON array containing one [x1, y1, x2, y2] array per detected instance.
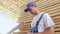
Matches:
[[34, 26, 55, 34], [27, 26, 55, 34]]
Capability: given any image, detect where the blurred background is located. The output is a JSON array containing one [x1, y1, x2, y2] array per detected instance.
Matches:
[[0, 0, 60, 34]]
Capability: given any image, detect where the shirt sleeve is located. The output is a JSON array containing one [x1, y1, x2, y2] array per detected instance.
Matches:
[[43, 13, 55, 29]]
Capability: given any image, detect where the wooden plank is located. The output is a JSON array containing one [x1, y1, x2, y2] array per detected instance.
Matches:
[[55, 25, 60, 29], [55, 22, 60, 25], [38, 1, 60, 12], [55, 32, 60, 34], [55, 28, 60, 32]]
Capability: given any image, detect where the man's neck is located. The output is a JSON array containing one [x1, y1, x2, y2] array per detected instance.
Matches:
[[36, 9, 41, 15], [35, 9, 41, 16]]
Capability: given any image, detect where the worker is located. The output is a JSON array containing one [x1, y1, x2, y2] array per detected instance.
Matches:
[[24, 2, 55, 34]]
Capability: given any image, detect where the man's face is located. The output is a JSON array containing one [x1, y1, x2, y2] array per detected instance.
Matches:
[[29, 6, 37, 14]]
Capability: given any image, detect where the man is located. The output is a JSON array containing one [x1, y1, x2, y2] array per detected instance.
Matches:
[[24, 2, 55, 34]]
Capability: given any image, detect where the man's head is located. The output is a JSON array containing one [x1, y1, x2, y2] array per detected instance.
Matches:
[[24, 2, 38, 15]]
